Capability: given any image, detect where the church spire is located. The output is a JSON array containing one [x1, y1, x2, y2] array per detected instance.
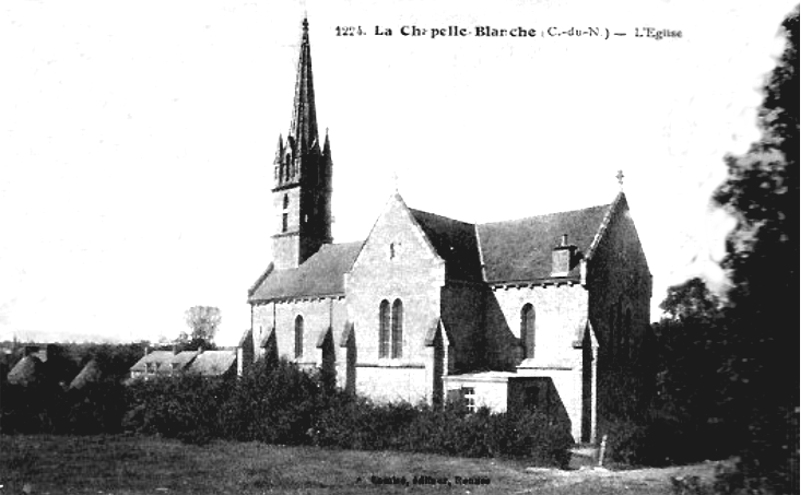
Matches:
[[289, 17, 319, 155], [270, 17, 333, 269]]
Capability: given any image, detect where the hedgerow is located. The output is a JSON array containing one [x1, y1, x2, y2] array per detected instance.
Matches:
[[1, 358, 573, 465]]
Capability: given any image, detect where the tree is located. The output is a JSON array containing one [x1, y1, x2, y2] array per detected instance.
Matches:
[[710, 7, 798, 492], [652, 278, 735, 463], [659, 277, 724, 323], [181, 306, 221, 351]]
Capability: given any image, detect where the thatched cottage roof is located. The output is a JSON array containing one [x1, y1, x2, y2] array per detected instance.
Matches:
[[7, 355, 44, 387]]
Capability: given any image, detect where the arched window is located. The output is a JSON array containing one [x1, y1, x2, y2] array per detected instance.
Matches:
[[294, 315, 304, 358], [282, 194, 289, 233], [521, 304, 536, 359], [391, 299, 403, 358], [379, 300, 390, 358]]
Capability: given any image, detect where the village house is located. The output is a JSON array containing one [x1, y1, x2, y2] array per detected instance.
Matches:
[[246, 19, 651, 444], [129, 347, 238, 381]]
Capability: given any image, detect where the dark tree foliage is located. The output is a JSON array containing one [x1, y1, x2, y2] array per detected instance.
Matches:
[[660, 277, 725, 323], [708, 7, 796, 492], [648, 278, 736, 464], [651, 10, 798, 490]]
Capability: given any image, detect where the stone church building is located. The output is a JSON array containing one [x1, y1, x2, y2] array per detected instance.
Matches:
[[246, 19, 651, 444]]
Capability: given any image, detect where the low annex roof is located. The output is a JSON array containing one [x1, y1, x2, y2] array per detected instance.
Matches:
[[249, 241, 363, 303]]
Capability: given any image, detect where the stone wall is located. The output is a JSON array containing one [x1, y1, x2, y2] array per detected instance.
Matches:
[[271, 186, 302, 269], [586, 197, 652, 426], [345, 195, 445, 402], [251, 298, 347, 376], [484, 283, 589, 370]]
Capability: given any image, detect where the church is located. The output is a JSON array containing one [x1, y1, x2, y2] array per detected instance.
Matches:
[[245, 19, 652, 444]]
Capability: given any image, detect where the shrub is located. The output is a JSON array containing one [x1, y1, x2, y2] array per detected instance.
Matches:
[[311, 391, 571, 465], [124, 374, 231, 441], [220, 358, 326, 444], [65, 379, 128, 434]]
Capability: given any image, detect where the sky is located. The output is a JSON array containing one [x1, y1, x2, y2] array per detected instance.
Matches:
[[0, 0, 796, 346]]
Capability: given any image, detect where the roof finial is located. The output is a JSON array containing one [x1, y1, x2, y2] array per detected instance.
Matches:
[[391, 169, 399, 193], [616, 169, 625, 189]]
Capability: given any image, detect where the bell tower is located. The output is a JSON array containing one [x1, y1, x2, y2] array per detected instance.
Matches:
[[272, 18, 333, 270]]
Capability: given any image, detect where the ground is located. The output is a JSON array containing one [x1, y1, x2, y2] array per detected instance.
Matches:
[[0, 435, 718, 494]]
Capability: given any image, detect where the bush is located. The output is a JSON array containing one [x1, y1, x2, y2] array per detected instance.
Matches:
[[65, 380, 128, 434], [2, 355, 574, 465], [220, 358, 326, 444], [312, 391, 571, 465], [124, 373, 231, 442]]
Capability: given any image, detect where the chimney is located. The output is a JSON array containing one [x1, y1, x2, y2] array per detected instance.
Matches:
[[144, 345, 150, 357], [551, 234, 577, 277]]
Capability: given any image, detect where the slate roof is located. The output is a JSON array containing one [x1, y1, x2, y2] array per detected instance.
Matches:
[[477, 203, 612, 283], [249, 241, 362, 302], [189, 350, 236, 376], [129, 350, 176, 373], [410, 209, 483, 282], [171, 350, 200, 370], [249, 196, 619, 300]]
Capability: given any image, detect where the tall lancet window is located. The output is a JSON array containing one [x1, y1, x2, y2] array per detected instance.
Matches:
[[521, 304, 536, 359], [294, 315, 304, 358], [379, 300, 390, 358], [391, 299, 403, 358]]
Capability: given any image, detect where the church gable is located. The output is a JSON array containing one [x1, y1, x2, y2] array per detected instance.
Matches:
[[348, 193, 444, 281], [585, 193, 652, 362]]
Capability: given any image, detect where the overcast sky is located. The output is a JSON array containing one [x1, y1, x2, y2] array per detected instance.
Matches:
[[0, 0, 795, 345]]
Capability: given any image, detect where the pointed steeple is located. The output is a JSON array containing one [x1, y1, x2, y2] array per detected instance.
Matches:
[[289, 17, 319, 155], [269, 17, 333, 269]]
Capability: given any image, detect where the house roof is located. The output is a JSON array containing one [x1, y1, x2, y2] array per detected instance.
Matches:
[[189, 350, 236, 376], [409, 209, 483, 282], [171, 350, 200, 370], [69, 359, 102, 390], [129, 350, 175, 371], [249, 241, 362, 302], [7, 355, 44, 387], [477, 203, 613, 283]]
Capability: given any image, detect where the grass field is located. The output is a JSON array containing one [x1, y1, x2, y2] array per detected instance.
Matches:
[[0, 434, 715, 494]]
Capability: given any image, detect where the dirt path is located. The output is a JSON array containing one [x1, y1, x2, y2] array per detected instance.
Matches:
[[524, 462, 721, 492]]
